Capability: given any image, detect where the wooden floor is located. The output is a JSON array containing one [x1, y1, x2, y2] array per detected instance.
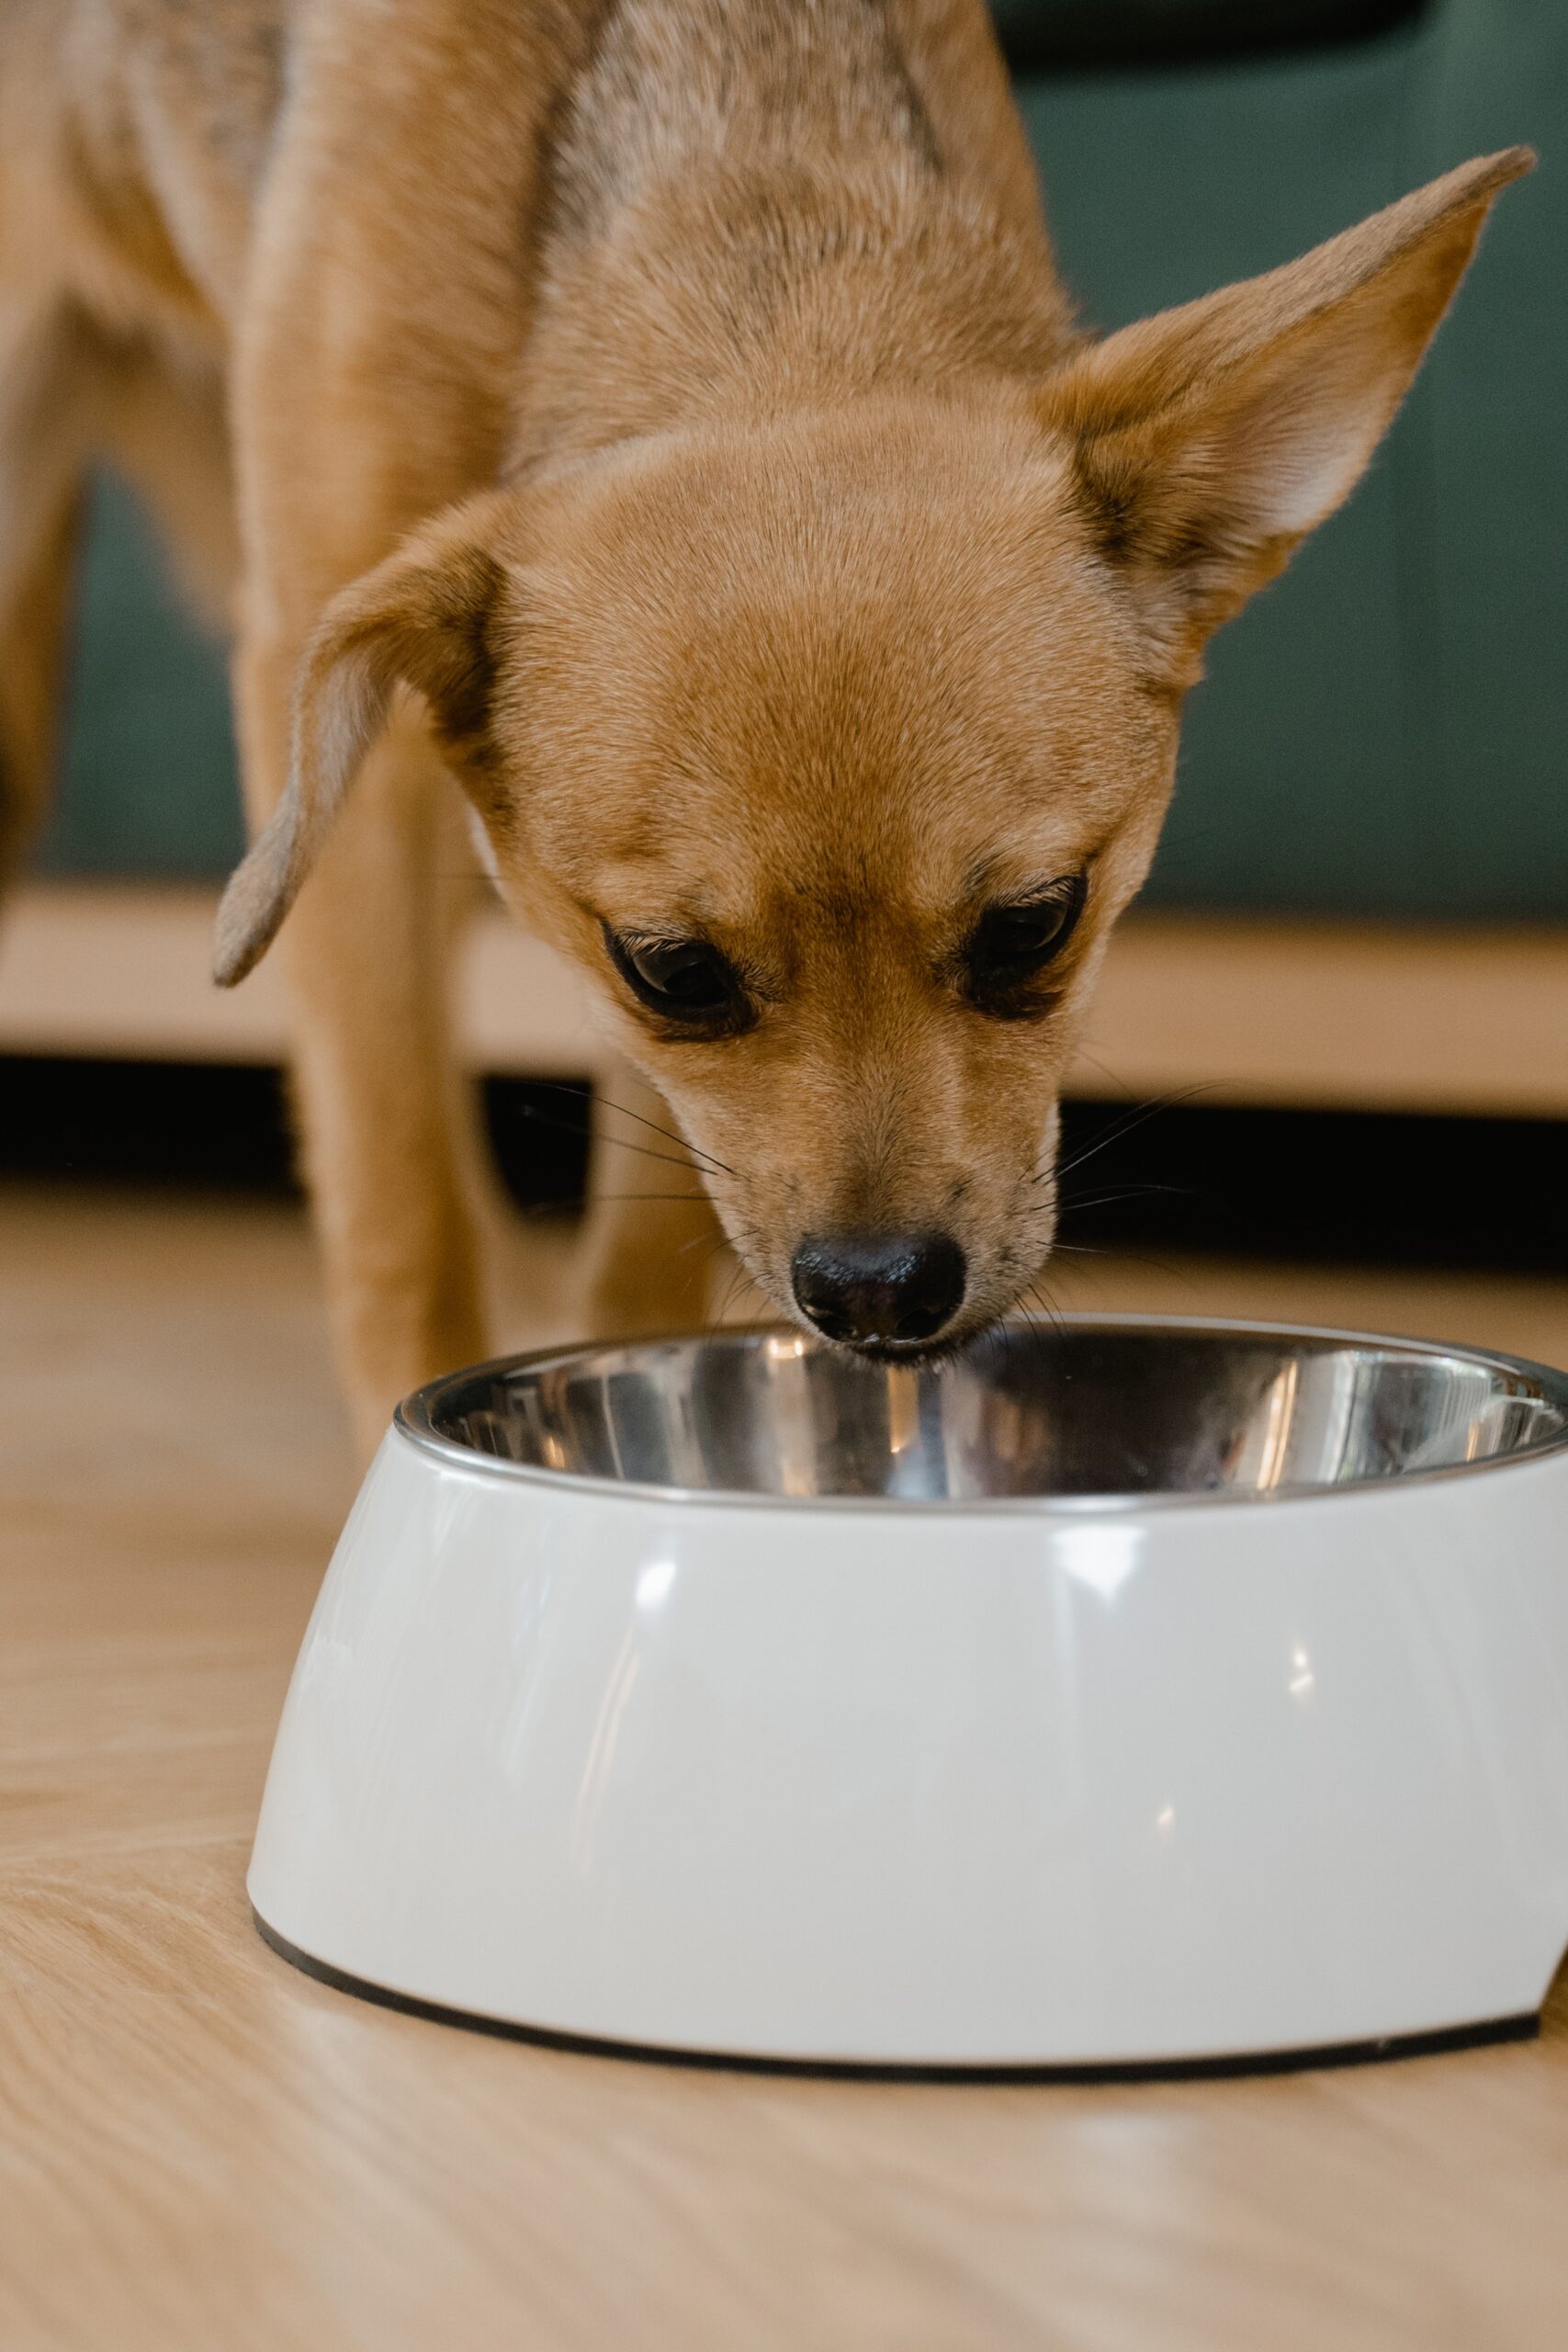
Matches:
[[5, 1182, 1568, 2351]]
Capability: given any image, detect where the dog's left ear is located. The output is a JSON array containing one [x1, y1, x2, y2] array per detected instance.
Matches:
[[214, 492, 519, 986], [1041, 147, 1533, 684]]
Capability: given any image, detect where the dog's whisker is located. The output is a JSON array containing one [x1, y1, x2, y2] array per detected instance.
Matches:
[[505, 1099, 707, 1177], [543, 1080, 737, 1179], [1053, 1084, 1218, 1186], [1065, 1048, 1138, 1096], [1059, 1182, 1196, 1216], [675, 1233, 739, 1272], [1092, 1247, 1203, 1289], [511, 1190, 715, 1223], [586, 1191, 714, 1205], [674, 1221, 757, 1265], [705, 1258, 752, 1334], [1011, 1282, 1063, 1381], [516, 1188, 709, 1216], [1021, 1277, 1073, 1386], [1026, 1277, 1067, 1332]]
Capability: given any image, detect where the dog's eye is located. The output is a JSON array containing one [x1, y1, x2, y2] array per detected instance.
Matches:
[[964, 878, 1087, 1010], [604, 927, 747, 1027]]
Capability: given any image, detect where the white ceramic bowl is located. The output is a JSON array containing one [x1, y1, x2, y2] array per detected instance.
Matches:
[[250, 1317, 1568, 2072]]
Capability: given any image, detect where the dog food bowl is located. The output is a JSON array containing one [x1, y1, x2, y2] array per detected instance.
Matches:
[[250, 1317, 1568, 2072]]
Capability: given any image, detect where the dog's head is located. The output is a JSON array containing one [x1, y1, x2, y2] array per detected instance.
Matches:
[[217, 153, 1528, 1355]]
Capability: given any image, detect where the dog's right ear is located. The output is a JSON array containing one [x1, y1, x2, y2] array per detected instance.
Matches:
[[1038, 147, 1532, 687], [213, 492, 519, 986]]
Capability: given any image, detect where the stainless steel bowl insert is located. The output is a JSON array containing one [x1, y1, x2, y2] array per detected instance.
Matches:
[[399, 1319, 1568, 1506]]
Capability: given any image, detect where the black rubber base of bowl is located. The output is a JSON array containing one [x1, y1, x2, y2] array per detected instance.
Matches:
[[253, 1909, 1538, 2084]]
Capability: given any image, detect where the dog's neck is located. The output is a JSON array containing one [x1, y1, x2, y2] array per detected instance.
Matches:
[[509, 0, 1076, 478]]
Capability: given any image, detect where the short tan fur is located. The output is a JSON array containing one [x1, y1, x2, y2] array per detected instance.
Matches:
[[0, 0, 1530, 1446]]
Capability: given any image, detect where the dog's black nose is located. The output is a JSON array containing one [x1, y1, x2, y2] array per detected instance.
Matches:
[[790, 1230, 967, 1347]]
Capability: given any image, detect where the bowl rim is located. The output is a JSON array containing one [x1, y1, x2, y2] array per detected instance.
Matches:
[[391, 1312, 1568, 1515]]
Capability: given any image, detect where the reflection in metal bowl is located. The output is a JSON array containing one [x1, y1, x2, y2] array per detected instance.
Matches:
[[402, 1319, 1568, 1505]]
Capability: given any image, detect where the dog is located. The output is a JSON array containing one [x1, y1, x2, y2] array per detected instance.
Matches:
[[0, 0, 1529, 1452]]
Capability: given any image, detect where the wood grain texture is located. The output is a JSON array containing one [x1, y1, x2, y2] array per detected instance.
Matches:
[[4, 1182, 1568, 2352]]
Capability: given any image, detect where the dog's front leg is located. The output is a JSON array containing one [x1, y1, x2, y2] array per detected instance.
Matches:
[[233, 630, 484, 1454]]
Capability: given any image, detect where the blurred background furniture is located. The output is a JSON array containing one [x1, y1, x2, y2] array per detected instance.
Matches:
[[6, 0, 1565, 1107]]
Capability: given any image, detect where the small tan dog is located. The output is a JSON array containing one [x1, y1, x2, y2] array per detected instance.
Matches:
[[0, 1, 1529, 1449]]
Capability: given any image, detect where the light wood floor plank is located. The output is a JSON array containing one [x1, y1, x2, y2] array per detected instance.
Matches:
[[4, 1183, 1568, 2349]]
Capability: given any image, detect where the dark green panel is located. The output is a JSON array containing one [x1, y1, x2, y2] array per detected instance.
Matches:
[[1021, 29, 1433, 913], [1017, 1, 1566, 916], [1410, 0, 1568, 911], [38, 474, 243, 879]]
